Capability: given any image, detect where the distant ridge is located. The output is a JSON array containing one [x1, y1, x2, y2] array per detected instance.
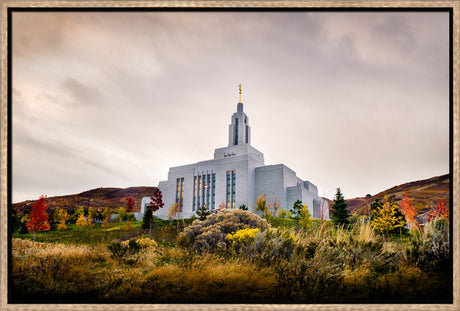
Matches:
[[346, 174, 449, 223], [13, 186, 158, 214], [13, 174, 450, 223]]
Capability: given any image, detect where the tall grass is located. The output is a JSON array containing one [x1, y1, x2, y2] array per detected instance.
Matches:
[[11, 238, 277, 303], [11, 215, 450, 303]]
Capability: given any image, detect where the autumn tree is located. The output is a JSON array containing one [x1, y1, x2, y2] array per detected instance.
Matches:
[[56, 208, 70, 231], [76, 213, 93, 237], [70, 206, 85, 223], [399, 193, 419, 229], [330, 188, 350, 226], [168, 202, 180, 227], [151, 188, 164, 214], [299, 205, 312, 230], [272, 197, 280, 218], [370, 196, 406, 236], [141, 189, 164, 239], [255, 194, 270, 218], [125, 197, 135, 213], [26, 196, 50, 240], [428, 199, 449, 222], [118, 207, 127, 221], [278, 208, 289, 218], [122, 220, 133, 233]]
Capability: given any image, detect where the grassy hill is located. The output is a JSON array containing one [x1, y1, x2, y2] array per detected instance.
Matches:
[[13, 174, 450, 224], [346, 174, 450, 223], [13, 186, 158, 214]]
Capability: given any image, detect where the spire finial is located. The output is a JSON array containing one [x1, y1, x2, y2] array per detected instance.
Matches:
[[238, 84, 242, 103]]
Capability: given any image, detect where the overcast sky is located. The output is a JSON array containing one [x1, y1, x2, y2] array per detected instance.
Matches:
[[11, 11, 450, 203]]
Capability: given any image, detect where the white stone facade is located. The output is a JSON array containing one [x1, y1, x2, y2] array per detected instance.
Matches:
[[141, 93, 329, 220]]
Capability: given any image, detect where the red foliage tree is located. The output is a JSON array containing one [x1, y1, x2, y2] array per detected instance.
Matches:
[[144, 188, 164, 239], [125, 197, 135, 212], [26, 196, 50, 240], [150, 188, 164, 213], [399, 193, 419, 229], [428, 199, 449, 222]]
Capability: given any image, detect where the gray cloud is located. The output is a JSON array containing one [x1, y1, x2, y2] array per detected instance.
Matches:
[[11, 11, 450, 202], [60, 76, 100, 104]]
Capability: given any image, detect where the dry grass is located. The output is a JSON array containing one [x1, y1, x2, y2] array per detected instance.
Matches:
[[11, 238, 277, 303], [11, 216, 451, 303]]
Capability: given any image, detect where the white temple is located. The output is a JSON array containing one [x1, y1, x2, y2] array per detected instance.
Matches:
[[139, 85, 329, 220]]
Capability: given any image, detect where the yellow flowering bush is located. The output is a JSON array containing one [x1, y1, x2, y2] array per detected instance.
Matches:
[[226, 228, 260, 250]]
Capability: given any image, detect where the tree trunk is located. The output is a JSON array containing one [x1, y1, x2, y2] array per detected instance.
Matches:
[[149, 218, 152, 240]]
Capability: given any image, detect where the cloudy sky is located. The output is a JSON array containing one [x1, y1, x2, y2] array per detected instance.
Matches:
[[11, 11, 450, 203]]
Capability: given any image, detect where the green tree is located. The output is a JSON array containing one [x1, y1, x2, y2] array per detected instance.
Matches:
[[142, 205, 153, 230], [370, 196, 406, 235], [197, 205, 211, 221], [290, 200, 303, 219], [330, 188, 350, 226], [10, 206, 21, 233], [70, 206, 85, 223], [238, 204, 248, 211]]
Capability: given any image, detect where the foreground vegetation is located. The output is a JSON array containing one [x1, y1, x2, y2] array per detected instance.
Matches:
[[11, 208, 450, 303]]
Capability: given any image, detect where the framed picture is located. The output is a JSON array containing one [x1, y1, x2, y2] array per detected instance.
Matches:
[[1, 1, 458, 310]]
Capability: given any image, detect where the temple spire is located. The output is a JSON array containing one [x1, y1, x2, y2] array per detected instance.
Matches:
[[238, 84, 242, 103]]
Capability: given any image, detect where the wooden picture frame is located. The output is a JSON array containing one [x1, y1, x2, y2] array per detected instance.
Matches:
[[1, 1, 458, 310]]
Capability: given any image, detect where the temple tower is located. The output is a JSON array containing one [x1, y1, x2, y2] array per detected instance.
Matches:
[[228, 84, 251, 146]]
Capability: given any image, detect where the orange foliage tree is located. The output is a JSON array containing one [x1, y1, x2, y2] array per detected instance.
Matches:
[[399, 193, 419, 229], [26, 196, 50, 240], [428, 199, 449, 222], [272, 197, 280, 217]]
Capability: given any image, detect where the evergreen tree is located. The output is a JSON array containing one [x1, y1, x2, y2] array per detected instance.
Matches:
[[290, 200, 303, 219], [331, 188, 350, 226], [10, 206, 21, 233], [238, 204, 248, 211], [197, 205, 211, 221], [142, 205, 153, 230]]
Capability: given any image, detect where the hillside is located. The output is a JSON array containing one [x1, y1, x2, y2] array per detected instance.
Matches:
[[346, 174, 450, 223], [13, 174, 450, 223], [13, 186, 158, 214]]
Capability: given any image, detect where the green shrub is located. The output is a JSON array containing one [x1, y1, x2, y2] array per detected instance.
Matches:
[[177, 209, 270, 253], [108, 238, 157, 265], [407, 217, 449, 274], [241, 228, 296, 265]]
